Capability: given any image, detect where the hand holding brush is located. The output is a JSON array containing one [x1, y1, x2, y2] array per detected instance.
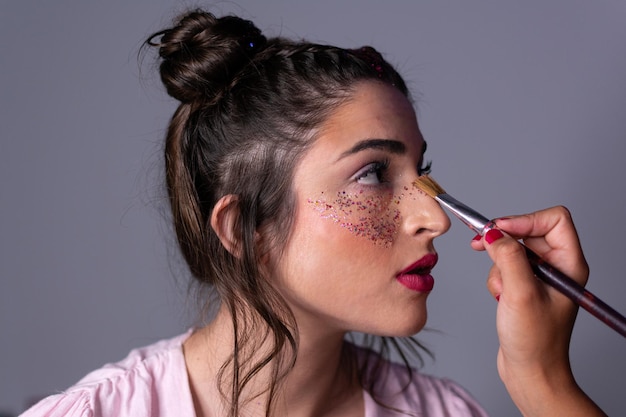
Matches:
[[413, 174, 626, 338]]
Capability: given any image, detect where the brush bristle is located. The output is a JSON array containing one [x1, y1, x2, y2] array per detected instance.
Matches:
[[413, 175, 446, 197]]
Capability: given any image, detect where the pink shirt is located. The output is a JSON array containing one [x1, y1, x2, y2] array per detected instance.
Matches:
[[20, 331, 488, 416]]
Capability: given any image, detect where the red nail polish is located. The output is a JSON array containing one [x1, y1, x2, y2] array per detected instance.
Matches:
[[485, 228, 504, 244], [472, 234, 482, 242]]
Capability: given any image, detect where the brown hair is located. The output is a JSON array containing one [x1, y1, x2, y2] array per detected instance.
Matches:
[[145, 9, 424, 416]]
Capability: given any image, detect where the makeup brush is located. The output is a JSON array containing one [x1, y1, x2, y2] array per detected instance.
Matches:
[[413, 174, 626, 338]]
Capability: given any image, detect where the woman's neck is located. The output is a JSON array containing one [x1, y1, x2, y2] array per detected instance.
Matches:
[[183, 305, 364, 417]]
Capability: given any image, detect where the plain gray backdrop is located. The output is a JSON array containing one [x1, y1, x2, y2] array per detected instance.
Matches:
[[2, 1, 625, 415]]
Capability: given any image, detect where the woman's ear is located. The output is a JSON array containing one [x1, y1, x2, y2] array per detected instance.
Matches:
[[210, 194, 241, 257]]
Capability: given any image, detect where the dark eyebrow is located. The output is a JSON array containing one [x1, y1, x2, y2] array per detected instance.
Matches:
[[337, 139, 406, 161]]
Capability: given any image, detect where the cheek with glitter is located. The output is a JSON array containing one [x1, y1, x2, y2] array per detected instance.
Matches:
[[308, 189, 402, 247], [411, 181, 427, 196]]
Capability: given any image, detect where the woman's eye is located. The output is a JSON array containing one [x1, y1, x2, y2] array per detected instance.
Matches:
[[354, 160, 389, 185]]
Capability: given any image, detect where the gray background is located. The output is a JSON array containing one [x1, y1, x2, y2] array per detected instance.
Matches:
[[2, 1, 625, 415]]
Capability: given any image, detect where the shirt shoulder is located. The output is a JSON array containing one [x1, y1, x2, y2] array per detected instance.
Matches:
[[19, 331, 196, 417], [358, 347, 489, 417]]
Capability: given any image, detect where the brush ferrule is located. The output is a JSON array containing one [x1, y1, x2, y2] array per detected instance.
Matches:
[[435, 194, 492, 234]]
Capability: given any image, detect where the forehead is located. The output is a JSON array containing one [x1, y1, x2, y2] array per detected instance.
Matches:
[[313, 81, 422, 154]]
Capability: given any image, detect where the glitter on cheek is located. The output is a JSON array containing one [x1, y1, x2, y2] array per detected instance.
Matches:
[[411, 181, 426, 196], [308, 189, 403, 248]]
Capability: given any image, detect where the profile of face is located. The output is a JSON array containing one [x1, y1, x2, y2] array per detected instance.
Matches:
[[272, 81, 451, 338]]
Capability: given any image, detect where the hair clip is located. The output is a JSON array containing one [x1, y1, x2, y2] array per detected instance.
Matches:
[[347, 46, 386, 78]]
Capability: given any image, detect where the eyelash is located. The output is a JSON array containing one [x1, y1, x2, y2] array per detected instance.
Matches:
[[418, 160, 432, 176], [354, 159, 433, 185], [354, 159, 391, 185]]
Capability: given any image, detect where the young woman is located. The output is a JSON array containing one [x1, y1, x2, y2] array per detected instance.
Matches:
[[21, 10, 606, 417]]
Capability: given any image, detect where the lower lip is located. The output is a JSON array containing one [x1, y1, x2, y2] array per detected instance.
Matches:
[[396, 273, 434, 292]]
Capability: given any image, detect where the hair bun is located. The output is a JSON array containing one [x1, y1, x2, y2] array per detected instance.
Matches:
[[152, 11, 267, 103]]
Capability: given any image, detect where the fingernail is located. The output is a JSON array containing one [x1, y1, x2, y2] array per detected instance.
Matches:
[[472, 234, 482, 242], [491, 217, 510, 229], [485, 228, 504, 244]]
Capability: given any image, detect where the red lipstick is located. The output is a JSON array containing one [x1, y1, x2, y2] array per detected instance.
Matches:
[[396, 253, 438, 292]]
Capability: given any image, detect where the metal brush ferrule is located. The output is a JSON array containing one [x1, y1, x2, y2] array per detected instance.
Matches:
[[435, 193, 493, 235]]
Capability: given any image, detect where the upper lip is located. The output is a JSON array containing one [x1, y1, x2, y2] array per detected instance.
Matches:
[[397, 253, 439, 276]]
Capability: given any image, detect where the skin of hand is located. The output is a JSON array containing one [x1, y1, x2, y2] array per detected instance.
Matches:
[[470, 206, 606, 417]]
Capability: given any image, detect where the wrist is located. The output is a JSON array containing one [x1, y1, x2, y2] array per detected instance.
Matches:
[[502, 366, 605, 417]]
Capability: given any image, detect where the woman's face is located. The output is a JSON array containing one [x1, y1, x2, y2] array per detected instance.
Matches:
[[273, 81, 450, 338]]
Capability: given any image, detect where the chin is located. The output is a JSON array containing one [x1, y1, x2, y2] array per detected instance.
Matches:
[[369, 309, 429, 338], [396, 316, 428, 337], [392, 298, 429, 336]]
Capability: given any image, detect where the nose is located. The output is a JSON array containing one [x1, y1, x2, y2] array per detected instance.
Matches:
[[401, 181, 451, 238]]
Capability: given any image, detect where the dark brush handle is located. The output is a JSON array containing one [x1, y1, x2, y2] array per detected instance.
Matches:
[[524, 246, 626, 338]]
